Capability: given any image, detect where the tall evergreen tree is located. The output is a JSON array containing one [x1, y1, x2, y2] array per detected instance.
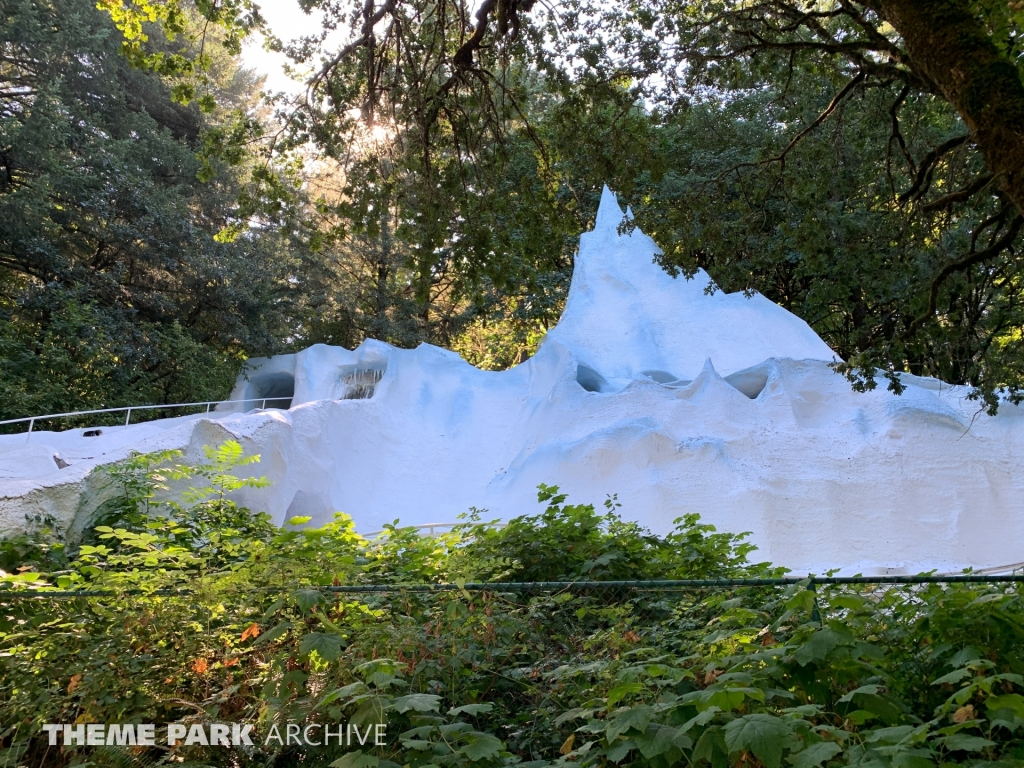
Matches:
[[0, 0, 300, 422]]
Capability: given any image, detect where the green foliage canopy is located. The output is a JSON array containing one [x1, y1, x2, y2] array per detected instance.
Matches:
[[0, 0, 300, 422], [119, 0, 1024, 405]]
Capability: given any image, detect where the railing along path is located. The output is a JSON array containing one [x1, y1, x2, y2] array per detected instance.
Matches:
[[0, 398, 292, 442]]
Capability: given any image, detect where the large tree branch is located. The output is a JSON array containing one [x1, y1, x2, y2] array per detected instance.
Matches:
[[692, 2, 936, 93], [886, 85, 915, 188], [835, 0, 907, 64], [453, 0, 497, 70], [865, 0, 1024, 217], [720, 69, 865, 178], [772, 69, 865, 162], [902, 213, 1024, 339], [920, 173, 995, 213], [898, 134, 969, 204], [307, 0, 397, 98]]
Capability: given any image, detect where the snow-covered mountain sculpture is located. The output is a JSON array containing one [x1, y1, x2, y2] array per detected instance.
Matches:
[[2, 187, 1022, 574]]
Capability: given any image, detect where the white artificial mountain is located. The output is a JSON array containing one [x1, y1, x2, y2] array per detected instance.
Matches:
[[2, 186, 1022, 574]]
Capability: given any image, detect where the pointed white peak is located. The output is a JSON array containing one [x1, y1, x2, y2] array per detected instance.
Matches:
[[692, 357, 725, 385], [594, 184, 627, 233], [674, 358, 724, 401]]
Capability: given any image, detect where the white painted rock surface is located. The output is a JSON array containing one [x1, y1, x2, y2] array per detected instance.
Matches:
[[1, 187, 1021, 574]]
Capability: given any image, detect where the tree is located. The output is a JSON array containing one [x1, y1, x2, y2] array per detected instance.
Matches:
[[865, 0, 1024, 216], [97, 1, 1023, 225], [586, 0, 1024, 404], [618, 64, 1024, 402], [95, 0, 1024, 405], [0, 0, 300, 422]]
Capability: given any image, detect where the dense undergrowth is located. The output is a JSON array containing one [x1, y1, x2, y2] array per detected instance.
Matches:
[[1, 443, 1023, 768]]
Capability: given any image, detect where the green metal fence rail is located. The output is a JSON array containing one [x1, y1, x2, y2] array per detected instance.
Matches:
[[3, 573, 1023, 599]]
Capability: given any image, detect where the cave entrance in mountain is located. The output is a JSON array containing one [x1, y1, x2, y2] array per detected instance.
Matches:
[[245, 372, 295, 410]]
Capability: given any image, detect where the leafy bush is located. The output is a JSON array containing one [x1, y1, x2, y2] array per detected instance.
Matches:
[[1, 443, 1022, 768]]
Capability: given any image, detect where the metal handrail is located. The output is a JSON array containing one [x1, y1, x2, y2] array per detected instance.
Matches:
[[0, 398, 292, 443]]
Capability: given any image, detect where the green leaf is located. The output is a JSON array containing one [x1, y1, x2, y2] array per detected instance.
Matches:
[[401, 740, 433, 751], [351, 702, 384, 727], [554, 707, 598, 726], [453, 577, 471, 600], [261, 598, 287, 621], [299, 632, 343, 661], [437, 723, 473, 737], [330, 751, 379, 768], [931, 668, 971, 686], [864, 725, 915, 744], [197, 94, 216, 113], [681, 707, 720, 734], [449, 703, 495, 716], [986, 693, 1024, 719], [606, 705, 654, 741], [400, 726, 436, 740], [827, 595, 866, 611], [607, 682, 642, 707], [789, 741, 841, 768], [254, 621, 290, 646], [845, 693, 903, 725], [844, 710, 878, 726], [941, 733, 995, 752], [635, 724, 690, 758], [783, 704, 823, 718], [294, 588, 321, 612], [692, 728, 727, 765], [604, 740, 635, 763], [794, 628, 846, 666], [785, 589, 817, 613], [391, 694, 442, 713], [723, 714, 791, 768], [890, 752, 934, 768], [460, 732, 503, 761], [837, 685, 902, 725], [969, 593, 1008, 606], [319, 681, 368, 706], [707, 688, 747, 712], [839, 685, 882, 703]]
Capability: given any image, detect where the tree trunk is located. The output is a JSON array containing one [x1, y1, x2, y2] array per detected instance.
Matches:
[[867, 0, 1024, 216]]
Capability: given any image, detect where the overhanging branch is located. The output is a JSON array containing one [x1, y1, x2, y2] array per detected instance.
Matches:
[[898, 134, 969, 204], [920, 173, 995, 213], [902, 213, 1023, 340], [720, 70, 866, 179]]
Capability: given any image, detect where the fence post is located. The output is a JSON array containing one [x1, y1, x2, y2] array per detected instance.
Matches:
[[125, 409, 132, 428], [26, 418, 34, 443]]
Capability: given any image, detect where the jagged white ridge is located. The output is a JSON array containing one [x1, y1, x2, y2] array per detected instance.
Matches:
[[2, 186, 1022, 574]]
